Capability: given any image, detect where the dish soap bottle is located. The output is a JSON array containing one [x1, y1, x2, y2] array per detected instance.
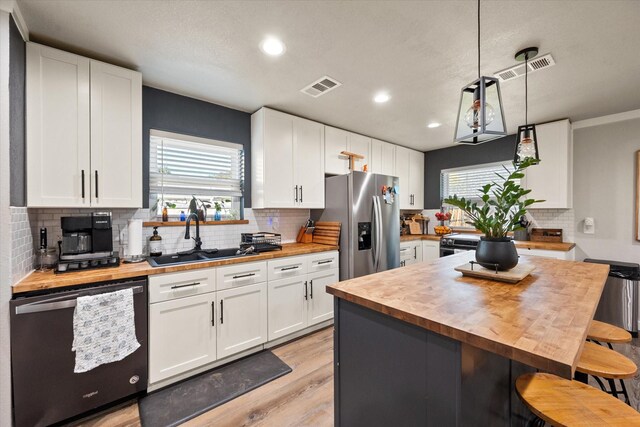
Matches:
[[149, 226, 163, 257]]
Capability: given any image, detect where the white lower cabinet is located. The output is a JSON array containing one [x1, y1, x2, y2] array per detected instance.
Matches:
[[216, 283, 268, 359], [308, 269, 338, 324], [267, 276, 308, 340], [149, 293, 217, 384], [400, 241, 422, 266], [517, 247, 575, 261], [149, 251, 339, 387], [422, 240, 440, 262]]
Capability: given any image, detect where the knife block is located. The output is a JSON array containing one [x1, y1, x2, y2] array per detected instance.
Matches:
[[296, 227, 314, 243]]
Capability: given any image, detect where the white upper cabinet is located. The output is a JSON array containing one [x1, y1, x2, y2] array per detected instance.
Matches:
[[26, 43, 91, 207], [370, 139, 396, 176], [324, 126, 371, 174], [395, 146, 424, 210], [90, 61, 142, 208], [252, 108, 324, 208], [522, 119, 573, 209], [26, 42, 142, 208]]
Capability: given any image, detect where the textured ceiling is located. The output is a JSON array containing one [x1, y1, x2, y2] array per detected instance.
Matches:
[[18, 0, 640, 151]]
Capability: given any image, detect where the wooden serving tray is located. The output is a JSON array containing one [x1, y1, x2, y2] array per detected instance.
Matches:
[[455, 262, 535, 284]]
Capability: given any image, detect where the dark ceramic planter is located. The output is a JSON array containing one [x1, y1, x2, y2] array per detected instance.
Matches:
[[475, 237, 519, 271]]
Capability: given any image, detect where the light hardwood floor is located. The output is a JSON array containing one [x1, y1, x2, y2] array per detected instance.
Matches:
[[69, 327, 334, 427]]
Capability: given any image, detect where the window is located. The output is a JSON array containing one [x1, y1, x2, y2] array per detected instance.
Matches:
[[440, 161, 518, 228], [149, 130, 244, 220]]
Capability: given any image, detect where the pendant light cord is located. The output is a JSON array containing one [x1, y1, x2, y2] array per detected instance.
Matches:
[[525, 54, 528, 125], [477, 0, 481, 79]]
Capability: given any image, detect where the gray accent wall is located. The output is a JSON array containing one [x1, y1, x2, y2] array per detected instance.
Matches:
[[9, 14, 25, 207], [423, 135, 517, 209], [142, 86, 252, 208]]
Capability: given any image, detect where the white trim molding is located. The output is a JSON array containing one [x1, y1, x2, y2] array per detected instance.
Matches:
[[0, 0, 28, 40], [572, 109, 640, 130]]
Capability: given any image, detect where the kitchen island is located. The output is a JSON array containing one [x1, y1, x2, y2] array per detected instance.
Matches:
[[326, 252, 609, 426]]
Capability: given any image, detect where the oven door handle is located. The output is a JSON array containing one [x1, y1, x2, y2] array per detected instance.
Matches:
[[15, 286, 144, 315]]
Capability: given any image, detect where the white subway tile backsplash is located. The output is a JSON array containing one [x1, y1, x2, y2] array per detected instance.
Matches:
[[11, 207, 34, 285]]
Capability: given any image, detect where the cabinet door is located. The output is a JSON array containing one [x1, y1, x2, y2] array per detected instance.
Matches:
[[394, 146, 412, 209], [263, 109, 295, 207], [522, 120, 572, 208], [325, 126, 349, 175], [413, 242, 423, 263], [308, 269, 338, 325], [422, 241, 440, 262], [400, 242, 413, 265], [216, 283, 268, 359], [294, 117, 325, 208], [409, 150, 425, 209], [26, 43, 90, 207], [348, 133, 371, 172], [370, 139, 382, 174], [380, 141, 396, 176], [267, 276, 308, 340], [90, 61, 142, 208], [149, 293, 216, 384]]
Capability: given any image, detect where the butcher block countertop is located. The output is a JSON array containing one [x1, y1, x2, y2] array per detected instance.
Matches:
[[327, 251, 608, 378], [400, 234, 575, 251], [13, 243, 337, 295]]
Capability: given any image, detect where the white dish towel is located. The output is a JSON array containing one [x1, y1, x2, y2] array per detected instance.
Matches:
[[72, 288, 140, 373]]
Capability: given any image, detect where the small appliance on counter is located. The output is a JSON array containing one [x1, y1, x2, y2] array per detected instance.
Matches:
[[56, 212, 120, 273], [241, 232, 282, 252]]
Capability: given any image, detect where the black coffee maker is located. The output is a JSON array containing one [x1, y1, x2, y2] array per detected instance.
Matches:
[[57, 212, 119, 273]]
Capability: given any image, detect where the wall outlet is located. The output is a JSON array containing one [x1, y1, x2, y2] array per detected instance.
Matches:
[[583, 217, 595, 234]]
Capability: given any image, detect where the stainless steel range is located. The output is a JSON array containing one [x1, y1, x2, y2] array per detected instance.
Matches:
[[439, 233, 481, 257]]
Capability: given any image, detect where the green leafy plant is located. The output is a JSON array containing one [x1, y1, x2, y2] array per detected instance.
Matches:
[[443, 157, 543, 239], [213, 201, 224, 212], [165, 202, 176, 209]]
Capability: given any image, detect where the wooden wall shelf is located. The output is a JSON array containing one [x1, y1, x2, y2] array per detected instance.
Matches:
[[143, 219, 249, 227]]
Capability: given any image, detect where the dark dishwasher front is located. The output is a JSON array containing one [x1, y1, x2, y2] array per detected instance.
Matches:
[[10, 278, 148, 427]]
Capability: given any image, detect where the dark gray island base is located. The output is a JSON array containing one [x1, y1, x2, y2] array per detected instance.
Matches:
[[334, 299, 534, 426], [327, 252, 610, 427]]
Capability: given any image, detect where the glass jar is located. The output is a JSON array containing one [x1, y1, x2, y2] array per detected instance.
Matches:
[[35, 247, 58, 271]]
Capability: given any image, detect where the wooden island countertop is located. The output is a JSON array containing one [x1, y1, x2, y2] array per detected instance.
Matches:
[[13, 243, 337, 295], [327, 252, 609, 378]]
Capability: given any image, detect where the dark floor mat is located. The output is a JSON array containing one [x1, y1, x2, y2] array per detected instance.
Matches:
[[138, 350, 292, 427]]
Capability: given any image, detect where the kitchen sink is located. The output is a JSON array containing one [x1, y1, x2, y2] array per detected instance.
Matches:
[[147, 248, 256, 267]]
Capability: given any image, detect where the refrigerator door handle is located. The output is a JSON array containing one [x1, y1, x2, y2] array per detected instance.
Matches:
[[371, 195, 378, 269], [376, 196, 383, 272], [372, 196, 383, 272]]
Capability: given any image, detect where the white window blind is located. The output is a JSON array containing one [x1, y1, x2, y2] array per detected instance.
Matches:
[[150, 133, 244, 199], [441, 161, 517, 201]]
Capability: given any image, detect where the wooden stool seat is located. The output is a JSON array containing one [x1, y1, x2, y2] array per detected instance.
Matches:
[[516, 373, 640, 426], [588, 320, 632, 344], [576, 341, 637, 379]]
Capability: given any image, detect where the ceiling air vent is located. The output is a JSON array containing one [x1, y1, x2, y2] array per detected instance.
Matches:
[[301, 76, 342, 98], [493, 53, 556, 83]]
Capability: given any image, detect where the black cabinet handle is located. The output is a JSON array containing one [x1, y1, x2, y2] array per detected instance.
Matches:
[[300, 186, 303, 203], [304, 281, 308, 300], [95, 170, 99, 199], [310, 280, 313, 299], [294, 185, 299, 202], [232, 273, 255, 279], [280, 266, 299, 271], [414, 246, 417, 259], [317, 260, 333, 265], [81, 170, 85, 199], [220, 299, 224, 324], [211, 301, 215, 326], [171, 282, 200, 289]]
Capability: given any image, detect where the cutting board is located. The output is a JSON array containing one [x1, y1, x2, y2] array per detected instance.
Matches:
[[407, 218, 421, 235], [454, 262, 535, 284], [312, 222, 341, 247]]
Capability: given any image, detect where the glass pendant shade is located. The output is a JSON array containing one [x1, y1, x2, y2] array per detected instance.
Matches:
[[514, 124, 539, 164], [454, 76, 507, 145]]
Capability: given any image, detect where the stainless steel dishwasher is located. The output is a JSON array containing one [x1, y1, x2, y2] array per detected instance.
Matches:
[[10, 278, 148, 427], [584, 259, 640, 334]]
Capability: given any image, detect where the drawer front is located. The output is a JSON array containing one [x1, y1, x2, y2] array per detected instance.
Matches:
[[268, 255, 308, 281], [149, 268, 216, 304], [399, 244, 413, 261], [216, 261, 268, 291], [307, 251, 339, 273]]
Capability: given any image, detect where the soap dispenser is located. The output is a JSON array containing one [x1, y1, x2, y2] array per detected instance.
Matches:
[[149, 226, 163, 257]]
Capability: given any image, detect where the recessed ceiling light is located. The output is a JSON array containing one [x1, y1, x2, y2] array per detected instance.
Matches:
[[260, 37, 285, 56], [374, 93, 390, 103], [427, 122, 441, 128]]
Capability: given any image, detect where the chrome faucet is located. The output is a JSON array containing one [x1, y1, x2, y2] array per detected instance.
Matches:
[[184, 213, 202, 251]]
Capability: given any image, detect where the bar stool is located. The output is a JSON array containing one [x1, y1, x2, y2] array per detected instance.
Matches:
[[587, 320, 632, 350], [576, 341, 637, 405], [516, 373, 640, 426]]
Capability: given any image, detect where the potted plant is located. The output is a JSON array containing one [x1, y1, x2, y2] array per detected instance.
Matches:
[[443, 157, 542, 271], [213, 201, 224, 221], [188, 196, 211, 222]]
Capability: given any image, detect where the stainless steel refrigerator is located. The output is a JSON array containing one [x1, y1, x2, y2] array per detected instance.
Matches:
[[314, 171, 400, 281]]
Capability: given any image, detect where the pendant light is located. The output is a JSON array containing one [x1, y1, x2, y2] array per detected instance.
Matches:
[[454, 0, 506, 145], [513, 47, 540, 165]]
